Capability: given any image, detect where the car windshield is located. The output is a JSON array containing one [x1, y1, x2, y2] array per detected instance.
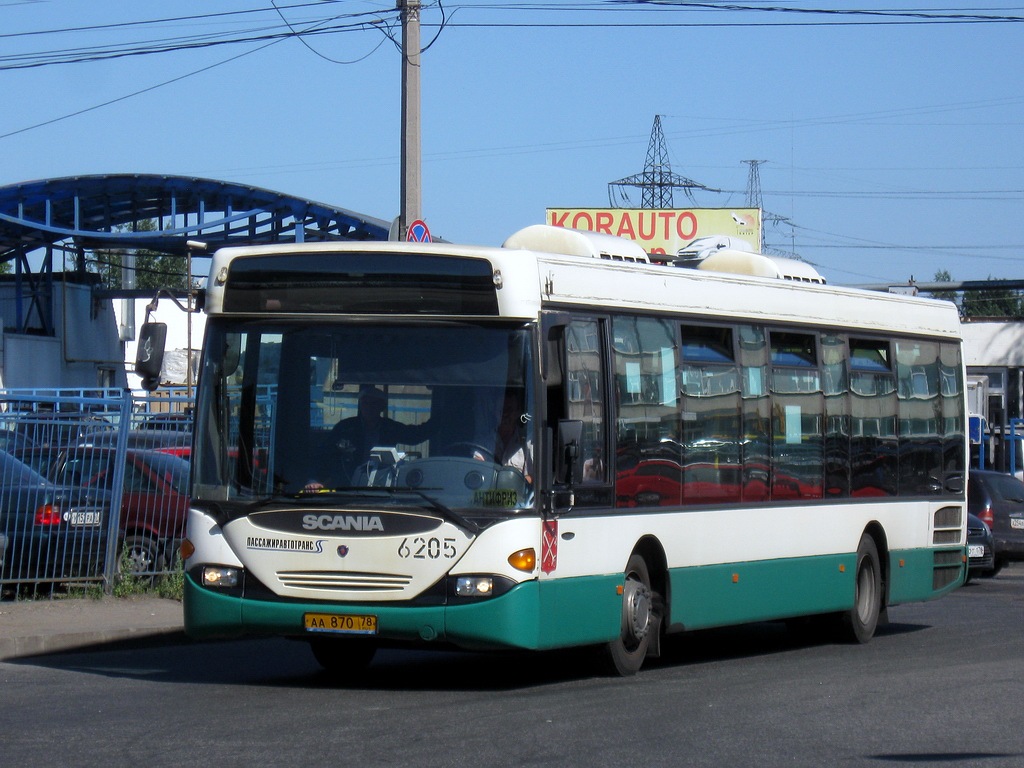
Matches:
[[986, 472, 1024, 503], [192, 320, 537, 517], [138, 451, 190, 496], [0, 448, 51, 487]]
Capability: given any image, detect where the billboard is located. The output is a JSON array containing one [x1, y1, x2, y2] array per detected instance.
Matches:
[[546, 207, 761, 257]]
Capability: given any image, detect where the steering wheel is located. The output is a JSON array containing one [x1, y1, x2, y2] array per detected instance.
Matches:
[[442, 442, 495, 462]]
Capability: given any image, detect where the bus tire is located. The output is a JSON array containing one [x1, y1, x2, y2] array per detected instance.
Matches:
[[842, 534, 882, 644], [309, 637, 376, 677], [603, 554, 654, 676]]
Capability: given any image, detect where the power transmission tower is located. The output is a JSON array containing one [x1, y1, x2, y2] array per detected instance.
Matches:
[[743, 159, 765, 210], [609, 115, 718, 208], [742, 159, 792, 255]]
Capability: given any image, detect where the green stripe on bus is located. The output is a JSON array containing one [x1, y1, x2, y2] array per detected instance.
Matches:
[[184, 547, 963, 651], [447, 574, 622, 650], [887, 547, 965, 603], [666, 554, 857, 630]]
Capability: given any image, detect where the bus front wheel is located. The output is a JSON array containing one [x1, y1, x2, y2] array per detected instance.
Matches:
[[842, 534, 882, 644], [603, 554, 654, 676]]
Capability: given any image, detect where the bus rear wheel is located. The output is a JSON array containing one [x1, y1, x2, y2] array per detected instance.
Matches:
[[309, 637, 377, 677], [602, 554, 654, 676], [842, 534, 882, 644]]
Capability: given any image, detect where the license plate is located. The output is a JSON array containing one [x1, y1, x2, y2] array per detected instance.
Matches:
[[968, 545, 985, 558], [1011, 519, 1024, 530], [304, 612, 378, 635], [65, 510, 102, 526]]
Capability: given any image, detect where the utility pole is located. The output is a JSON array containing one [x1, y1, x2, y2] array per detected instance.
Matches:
[[398, 0, 422, 240]]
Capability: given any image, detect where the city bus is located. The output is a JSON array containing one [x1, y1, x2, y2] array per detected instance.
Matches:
[[174, 224, 967, 675]]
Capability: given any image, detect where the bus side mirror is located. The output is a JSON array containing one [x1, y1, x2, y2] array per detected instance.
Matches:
[[556, 419, 584, 486], [136, 322, 167, 392]]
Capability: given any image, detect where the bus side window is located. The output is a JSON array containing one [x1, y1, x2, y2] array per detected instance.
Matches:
[[565, 319, 606, 484]]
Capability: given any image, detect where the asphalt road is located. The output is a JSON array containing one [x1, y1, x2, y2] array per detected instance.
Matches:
[[3, 568, 1022, 768]]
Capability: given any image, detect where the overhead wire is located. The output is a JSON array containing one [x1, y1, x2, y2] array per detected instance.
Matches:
[[2, 2, 1022, 71]]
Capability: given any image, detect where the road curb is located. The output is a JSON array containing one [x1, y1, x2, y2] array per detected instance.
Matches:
[[0, 626, 189, 661], [0, 597, 186, 661]]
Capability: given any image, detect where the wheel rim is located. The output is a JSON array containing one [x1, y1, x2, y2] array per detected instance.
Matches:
[[124, 542, 155, 575], [622, 572, 652, 650], [855, 557, 877, 624]]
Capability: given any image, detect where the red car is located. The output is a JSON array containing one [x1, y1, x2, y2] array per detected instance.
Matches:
[[46, 446, 190, 574]]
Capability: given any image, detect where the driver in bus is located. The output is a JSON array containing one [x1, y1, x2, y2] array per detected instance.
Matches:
[[474, 389, 534, 484], [305, 385, 432, 491]]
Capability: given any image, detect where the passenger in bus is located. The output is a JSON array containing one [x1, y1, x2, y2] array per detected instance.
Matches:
[[305, 385, 432, 491], [583, 446, 604, 482]]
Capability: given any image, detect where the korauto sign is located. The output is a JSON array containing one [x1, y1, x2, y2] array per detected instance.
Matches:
[[546, 207, 761, 258]]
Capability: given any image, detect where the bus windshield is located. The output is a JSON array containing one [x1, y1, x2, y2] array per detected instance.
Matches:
[[192, 320, 537, 516]]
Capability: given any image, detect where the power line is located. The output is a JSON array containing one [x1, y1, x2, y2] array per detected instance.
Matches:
[[0, 34, 287, 140], [0, 2, 366, 40], [0, 18, 391, 70], [3, 2, 1022, 71]]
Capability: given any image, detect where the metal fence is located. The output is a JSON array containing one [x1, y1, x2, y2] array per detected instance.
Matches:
[[0, 388, 193, 598]]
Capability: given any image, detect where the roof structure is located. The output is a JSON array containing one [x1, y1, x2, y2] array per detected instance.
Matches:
[[0, 174, 391, 333]]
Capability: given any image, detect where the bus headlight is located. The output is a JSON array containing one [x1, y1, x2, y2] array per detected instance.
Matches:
[[455, 576, 494, 597], [202, 566, 240, 588]]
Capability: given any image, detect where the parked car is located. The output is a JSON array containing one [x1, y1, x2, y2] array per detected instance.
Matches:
[[0, 427, 36, 453], [45, 446, 190, 574], [136, 412, 192, 431], [74, 428, 192, 458], [9, 445, 65, 483], [0, 449, 105, 582], [11, 411, 115, 448], [966, 512, 995, 581], [968, 469, 1024, 576]]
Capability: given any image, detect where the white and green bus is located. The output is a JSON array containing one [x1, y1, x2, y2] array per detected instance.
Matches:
[[176, 225, 967, 675]]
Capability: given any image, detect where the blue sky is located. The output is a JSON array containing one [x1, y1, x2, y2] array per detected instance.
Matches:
[[2, 1, 1022, 287]]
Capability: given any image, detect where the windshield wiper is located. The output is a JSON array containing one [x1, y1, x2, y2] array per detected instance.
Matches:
[[310, 486, 481, 534], [389, 488, 481, 535]]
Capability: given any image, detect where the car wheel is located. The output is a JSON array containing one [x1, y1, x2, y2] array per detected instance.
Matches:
[[121, 535, 162, 577], [841, 534, 882, 644]]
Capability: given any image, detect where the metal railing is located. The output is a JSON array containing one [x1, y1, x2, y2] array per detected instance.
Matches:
[[0, 388, 193, 599]]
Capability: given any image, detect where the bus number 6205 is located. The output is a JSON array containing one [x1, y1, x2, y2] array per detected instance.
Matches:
[[398, 536, 457, 560]]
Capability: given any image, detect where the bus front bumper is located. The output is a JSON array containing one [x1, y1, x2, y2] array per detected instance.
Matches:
[[183, 570, 621, 652]]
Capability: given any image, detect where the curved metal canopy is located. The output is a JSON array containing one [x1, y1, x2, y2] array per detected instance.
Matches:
[[0, 174, 391, 260], [0, 174, 392, 334]]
